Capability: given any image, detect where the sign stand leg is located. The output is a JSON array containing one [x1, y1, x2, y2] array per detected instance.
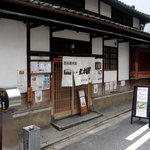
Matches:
[[130, 115, 133, 124], [0, 112, 2, 150]]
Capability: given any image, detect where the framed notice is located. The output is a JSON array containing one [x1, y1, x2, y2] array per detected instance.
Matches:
[[131, 86, 150, 127], [78, 89, 88, 115]]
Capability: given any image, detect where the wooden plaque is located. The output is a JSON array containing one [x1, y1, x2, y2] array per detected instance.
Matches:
[[78, 89, 88, 115]]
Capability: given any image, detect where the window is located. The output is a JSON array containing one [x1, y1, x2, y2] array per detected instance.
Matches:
[[104, 47, 118, 70]]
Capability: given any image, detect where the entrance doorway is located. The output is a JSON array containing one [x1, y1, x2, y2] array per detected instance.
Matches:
[[52, 58, 89, 119]]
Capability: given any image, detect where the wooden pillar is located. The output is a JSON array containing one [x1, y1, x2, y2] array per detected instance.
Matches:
[[135, 49, 139, 79]]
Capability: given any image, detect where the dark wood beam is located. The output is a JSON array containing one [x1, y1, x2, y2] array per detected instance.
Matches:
[[51, 27, 64, 32], [29, 23, 41, 29]]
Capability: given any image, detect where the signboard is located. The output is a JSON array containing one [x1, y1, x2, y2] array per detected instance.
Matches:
[[0, 91, 9, 111], [62, 56, 103, 87], [131, 86, 150, 127], [78, 89, 88, 115], [136, 87, 148, 118]]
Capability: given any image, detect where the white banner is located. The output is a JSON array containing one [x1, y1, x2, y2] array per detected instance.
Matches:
[[62, 56, 103, 87]]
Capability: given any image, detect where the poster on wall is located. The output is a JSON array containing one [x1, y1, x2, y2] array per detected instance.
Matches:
[[35, 90, 42, 103], [62, 56, 103, 87], [31, 61, 51, 73], [61, 57, 75, 87], [31, 74, 50, 91], [136, 87, 148, 118], [73, 57, 91, 86], [17, 70, 27, 93], [91, 58, 103, 84]]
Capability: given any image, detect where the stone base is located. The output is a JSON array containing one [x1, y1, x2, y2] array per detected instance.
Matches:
[[93, 91, 133, 111], [13, 107, 52, 133]]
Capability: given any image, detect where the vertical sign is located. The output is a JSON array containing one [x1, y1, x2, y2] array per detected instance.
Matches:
[[136, 87, 148, 118], [78, 89, 88, 115]]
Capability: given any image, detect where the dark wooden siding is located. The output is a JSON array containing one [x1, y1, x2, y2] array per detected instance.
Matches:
[[51, 37, 91, 54]]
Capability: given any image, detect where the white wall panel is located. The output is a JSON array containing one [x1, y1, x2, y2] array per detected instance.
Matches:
[[133, 17, 140, 29], [118, 42, 129, 81], [31, 26, 49, 51], [85, 0, 98, 13], [53, 29, 90, 41], [100, 2, 111, 18], [0, 19, 27, 92], [104, 71, 117, 82], [104, 39, 117, 47], [92, 37, 103, 55]]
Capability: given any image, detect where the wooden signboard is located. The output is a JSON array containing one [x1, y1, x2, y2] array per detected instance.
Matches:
[[131, 86, 150, 127], [78, 89, 88, 116]]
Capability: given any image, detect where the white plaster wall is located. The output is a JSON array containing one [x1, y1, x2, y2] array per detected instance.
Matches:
[[104, 39, 117, 47], [118, 42, 129, 81], [53, 30, 90, 41], [0, 19, 27, 92], [92, 37, 103, 55], [85, 0, 98, 13], [100, 2, 112, 18], [31, 26, 50, 51], [104, 71, 117, 82], [133, 17, 140, 29]]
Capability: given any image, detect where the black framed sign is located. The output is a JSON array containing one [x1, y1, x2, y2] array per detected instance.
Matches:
[[131, 86, 150, 127], [0, 91, 9, 111]]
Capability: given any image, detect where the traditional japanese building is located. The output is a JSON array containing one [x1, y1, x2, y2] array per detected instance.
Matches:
[[0, 0, 150, 130]]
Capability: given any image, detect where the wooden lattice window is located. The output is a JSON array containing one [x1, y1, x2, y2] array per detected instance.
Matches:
[[104, 46, 118, 70]]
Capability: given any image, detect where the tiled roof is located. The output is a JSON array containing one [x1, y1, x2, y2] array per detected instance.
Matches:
[[111, 0, 150, 20], [26, 0, 150, 36]]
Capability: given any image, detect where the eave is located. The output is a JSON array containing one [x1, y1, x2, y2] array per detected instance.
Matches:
[[0, 0, 150, 44]]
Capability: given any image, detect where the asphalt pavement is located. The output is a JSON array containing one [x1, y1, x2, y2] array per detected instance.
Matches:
[[41, 101, 132, 149]]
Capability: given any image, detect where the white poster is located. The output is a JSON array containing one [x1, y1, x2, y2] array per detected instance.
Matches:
[[62, 57, 102, 87], [31, 74, 50, 91], [73, 57, 91, 86], [91, 59, 103, 84], [136, 87, 148, 118], [31, 61, 51, 73], [17, 70, 27, 93], [80, 97, 86, 107], [35, 90, 42, 103], [93, 84, 98, 94], [62, 56, 76, 86]]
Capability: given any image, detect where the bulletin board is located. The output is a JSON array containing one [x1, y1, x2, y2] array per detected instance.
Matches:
[[30, 61, 51, 103]]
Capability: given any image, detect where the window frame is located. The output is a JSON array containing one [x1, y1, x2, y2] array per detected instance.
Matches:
[[104, 46, 118, 71]]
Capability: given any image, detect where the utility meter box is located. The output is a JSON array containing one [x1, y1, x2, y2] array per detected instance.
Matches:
[[0, 87, 21, 111]]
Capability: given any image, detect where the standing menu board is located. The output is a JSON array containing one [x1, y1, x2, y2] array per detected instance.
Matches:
[[131, 86, 150, 127], [78, 89, 88, 116]]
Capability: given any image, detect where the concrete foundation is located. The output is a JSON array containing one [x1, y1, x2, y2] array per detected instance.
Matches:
[[92, 91, 133, 111], [13, 107, 52, 132]]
